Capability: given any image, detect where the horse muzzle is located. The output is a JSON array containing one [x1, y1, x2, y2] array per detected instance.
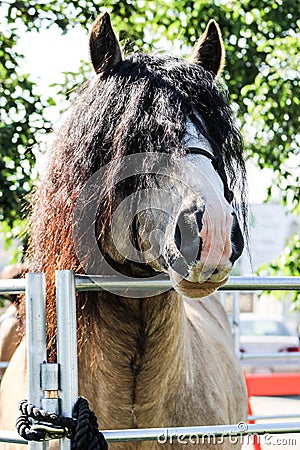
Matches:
[[166, 203, 244, 295]]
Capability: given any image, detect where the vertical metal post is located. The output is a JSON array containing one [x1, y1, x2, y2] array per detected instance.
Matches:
[[25, 273, 48, 450], [232, 291, 241, 357], [56, 270, 78, 450]]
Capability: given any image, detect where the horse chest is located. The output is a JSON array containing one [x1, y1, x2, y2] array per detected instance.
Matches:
[[75, 297, 183, 428]]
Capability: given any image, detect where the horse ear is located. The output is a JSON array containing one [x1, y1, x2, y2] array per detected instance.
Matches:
[[89, 12, 122, 73], [189, 20, 225, 76]]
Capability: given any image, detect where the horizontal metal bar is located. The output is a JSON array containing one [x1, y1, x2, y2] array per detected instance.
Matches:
[[75, 275, 171, 292], [0, 431, 28, 444], [75, 275, 300, 292], [1, 422, 300, 445], [221, 276, 300, 291], [1, 275, 300, 295], [248, 414, 300, 421], [102, 422, 300, 442], [240, 353, 300, 360], [0, 279, 26, 294]]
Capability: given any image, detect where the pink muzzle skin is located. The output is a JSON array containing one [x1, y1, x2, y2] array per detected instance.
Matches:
[[169, 205, 234, 298]]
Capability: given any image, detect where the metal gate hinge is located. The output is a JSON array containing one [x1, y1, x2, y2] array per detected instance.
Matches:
[[40, 362, 60, 391]]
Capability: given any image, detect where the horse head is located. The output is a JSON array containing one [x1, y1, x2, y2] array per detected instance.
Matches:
[[72, 12, 247, 298]]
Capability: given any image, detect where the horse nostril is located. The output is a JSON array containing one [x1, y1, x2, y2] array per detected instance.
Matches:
[[174, 205, 204, 264], [174, 222, 182, 252], [230, 212, 244, 264]]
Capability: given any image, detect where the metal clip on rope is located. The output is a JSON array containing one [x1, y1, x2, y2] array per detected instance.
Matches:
[[31, 422, 69, 441]]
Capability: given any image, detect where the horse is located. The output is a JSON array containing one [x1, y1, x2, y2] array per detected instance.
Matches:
[[0, 12, 248, 449]]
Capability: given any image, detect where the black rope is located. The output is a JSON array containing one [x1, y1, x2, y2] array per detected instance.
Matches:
[[72, 397, 108, 450], [16, 397, 108, 450]]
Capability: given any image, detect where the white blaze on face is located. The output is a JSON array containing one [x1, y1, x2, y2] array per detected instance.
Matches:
[[182, 115, 234, 283], [185, 153, 233, 282]]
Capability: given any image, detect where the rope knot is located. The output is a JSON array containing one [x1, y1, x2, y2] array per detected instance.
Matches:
[[16, 397, 108, 450]]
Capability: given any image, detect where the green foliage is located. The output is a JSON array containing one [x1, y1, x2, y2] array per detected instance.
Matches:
[[0, 0, 299, 267], [258, 234, 300, 309], [0, 22, 51, 256]]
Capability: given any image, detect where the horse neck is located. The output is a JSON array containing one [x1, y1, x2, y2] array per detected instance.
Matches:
[[77, 289, 192, 427]]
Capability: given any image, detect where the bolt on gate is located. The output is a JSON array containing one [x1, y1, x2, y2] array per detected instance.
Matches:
[[0, 273, 299, 449]]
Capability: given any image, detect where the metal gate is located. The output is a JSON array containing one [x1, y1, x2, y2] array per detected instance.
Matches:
[[0, 273, 299, 449]]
